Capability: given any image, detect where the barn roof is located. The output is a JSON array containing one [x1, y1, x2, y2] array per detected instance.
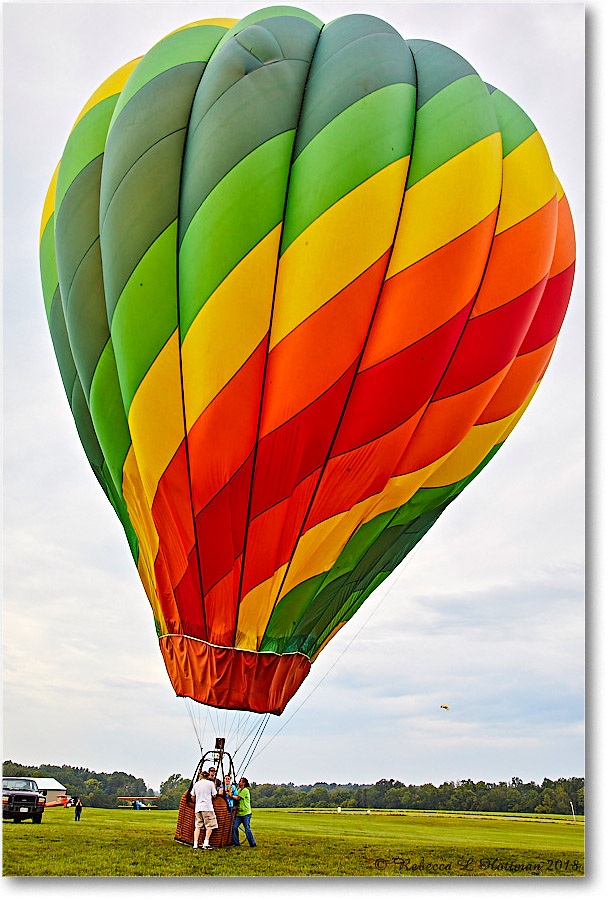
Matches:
[[34, 777, 66, 791]]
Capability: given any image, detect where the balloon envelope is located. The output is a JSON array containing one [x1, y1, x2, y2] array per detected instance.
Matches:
[[40, 6, 575, 714]]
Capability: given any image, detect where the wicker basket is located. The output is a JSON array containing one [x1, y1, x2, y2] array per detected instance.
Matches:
[[174, 787, 236, 848]]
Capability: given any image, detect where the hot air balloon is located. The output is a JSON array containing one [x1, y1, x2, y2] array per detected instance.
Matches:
[[39, 6, 575, 717]]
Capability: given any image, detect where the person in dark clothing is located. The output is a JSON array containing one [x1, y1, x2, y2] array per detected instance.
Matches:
[[74, 798, 83, 822]]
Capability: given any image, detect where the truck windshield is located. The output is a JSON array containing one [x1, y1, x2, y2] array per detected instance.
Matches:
[[3, 779, 37, 791]]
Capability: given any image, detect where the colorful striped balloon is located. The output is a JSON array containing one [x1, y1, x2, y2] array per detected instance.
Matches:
[[40, 7, 575, 714]]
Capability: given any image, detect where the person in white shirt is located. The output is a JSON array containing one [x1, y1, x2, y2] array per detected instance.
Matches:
[[190, 771, 218, 849]]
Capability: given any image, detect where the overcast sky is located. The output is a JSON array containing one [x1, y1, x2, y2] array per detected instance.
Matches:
[[3, 0, 586, 834]]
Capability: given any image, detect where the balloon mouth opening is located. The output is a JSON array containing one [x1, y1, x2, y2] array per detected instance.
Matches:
[[159, 634, 311, 715]]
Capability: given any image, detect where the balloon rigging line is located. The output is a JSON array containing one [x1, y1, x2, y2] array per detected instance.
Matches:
[[248, 544, 425, 766], [183, 697, 269, 774], [237, 713, 272, 777], [184, 698, 203, 754], [238, 714, 272, 773], [184, 541, 425, 768], [234, 713, 269, 758]]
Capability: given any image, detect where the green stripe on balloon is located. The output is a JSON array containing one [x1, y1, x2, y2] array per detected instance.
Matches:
[[282, 83, 416, 251], [111, 223, 179, 414], [177, 15, 320, 242], [407, 75, 500, 186], [291, 15, 411, 158], [108, 23, 228, 127], [178, 131, 294, 338], [260, 442, 502, 656], [100, 130, 186, 324], [490, 88, 538, 157], [54, 96, 118, 214]]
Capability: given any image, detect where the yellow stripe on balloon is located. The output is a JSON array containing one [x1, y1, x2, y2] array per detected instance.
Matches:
[[277, 380, 541, 601], [235, 379, 541, 649], [122, 445, 162, 619], [181, 225, 282, 431], [386, 132, 502, 278], [269, 157, 409, 352], [166, 18, 238, 36], [310, 622, 347, 663], [235, 561, 289, 651], [495, 131, 557, 235], [136, 544, 166, 633], [422, 401, 532, 488], [127, 330, 184, 503], [40, 162, 60, 245], [275, 460, 445, 601], [70, 58, 141, 134]]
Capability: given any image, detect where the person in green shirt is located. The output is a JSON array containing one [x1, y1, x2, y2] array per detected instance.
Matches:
[[231, 777, 256, 847]]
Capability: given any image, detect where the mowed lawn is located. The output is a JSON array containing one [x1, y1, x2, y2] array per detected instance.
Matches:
[[3, 806, 584, 877]]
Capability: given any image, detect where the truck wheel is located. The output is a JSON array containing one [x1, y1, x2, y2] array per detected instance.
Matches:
[[33, 814, 43, 824]]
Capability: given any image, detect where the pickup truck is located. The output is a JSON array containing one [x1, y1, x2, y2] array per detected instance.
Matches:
[[3, 777, 46, 823]]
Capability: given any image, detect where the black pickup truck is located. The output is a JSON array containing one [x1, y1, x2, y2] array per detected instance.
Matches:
[[3, 777, 46, 823]]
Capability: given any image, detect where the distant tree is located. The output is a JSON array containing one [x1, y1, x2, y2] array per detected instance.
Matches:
[[577, 786, 584, 813], [3, 761, 584, 816], [2, 761, 154, 808], [308, 786, 330, 807], [159, 774, 190, 810], [535, 786, 572, 815]]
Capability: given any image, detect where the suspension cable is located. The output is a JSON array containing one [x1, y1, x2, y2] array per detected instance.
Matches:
[[247, 551, 422, 766], [237, 713, 271, 777]]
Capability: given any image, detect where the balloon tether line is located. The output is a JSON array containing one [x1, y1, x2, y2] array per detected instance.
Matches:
[[248, 546, 423, 765], [236, 713, 271, 777]]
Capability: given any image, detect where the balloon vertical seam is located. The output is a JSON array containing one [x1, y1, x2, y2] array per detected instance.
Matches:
[[261, 37, 419, 644], [231, 19, 327, 647]]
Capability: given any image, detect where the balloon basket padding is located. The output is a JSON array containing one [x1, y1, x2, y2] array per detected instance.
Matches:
[[175, 748, 238, 848], [174, 791, 236, 847]]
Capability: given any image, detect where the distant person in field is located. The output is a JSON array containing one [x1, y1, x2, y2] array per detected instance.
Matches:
[[190, 770, 217, 850], [74, 798, 83, 822], [231, 777, 256, 847]]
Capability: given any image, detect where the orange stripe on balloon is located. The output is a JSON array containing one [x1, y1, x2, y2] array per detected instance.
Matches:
[[549, 193, 576, 278], [241, 469, 320, 600], [260, 251, 390, 438], [397, 367, 510, 475], [477, 339, 556, 425], [250, 363, 357, 520], [362, 212, 497, 370], [333, 301, 474, 457], [306, 411, 424, 532], [434, 280, 547, 400], [198, 563, 243, 647], [186, 340, 267, 515], [471, 198, 558, 318], [151, 442, 195, 590]]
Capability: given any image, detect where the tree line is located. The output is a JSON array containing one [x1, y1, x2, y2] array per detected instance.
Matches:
[[4, 762, 583, 815], [3, 760, 155, 808], [252, 776, 584, 815]]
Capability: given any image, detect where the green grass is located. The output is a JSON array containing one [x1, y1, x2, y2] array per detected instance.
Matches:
[[3, 806, 584, 877]]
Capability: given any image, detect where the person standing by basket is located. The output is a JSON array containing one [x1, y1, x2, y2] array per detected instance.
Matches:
[[190, 771, 218, 850], [220, 774, 238, 809], [231, 777, 256, 848]]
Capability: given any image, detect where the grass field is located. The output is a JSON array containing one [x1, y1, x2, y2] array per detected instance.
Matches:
[[3, 805, 584, 877]]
